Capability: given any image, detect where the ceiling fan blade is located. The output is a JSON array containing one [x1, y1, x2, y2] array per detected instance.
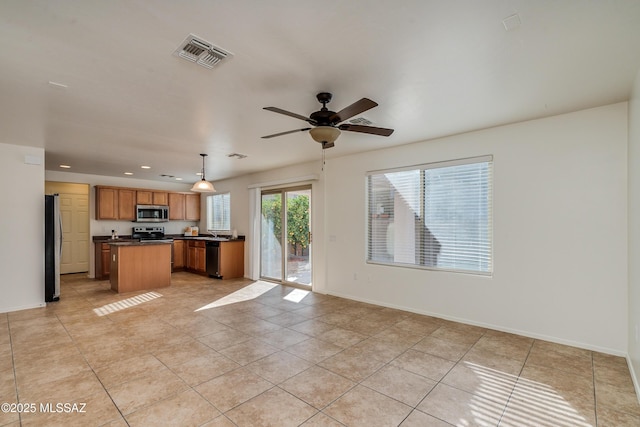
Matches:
[[330, 98, 378, 123], [339, 123, 394, 137], [263, 107, 313, 123], [261, 128, 311, 139]]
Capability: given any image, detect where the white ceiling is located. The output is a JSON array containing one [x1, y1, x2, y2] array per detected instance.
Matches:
[[1, 1, 640, 184]]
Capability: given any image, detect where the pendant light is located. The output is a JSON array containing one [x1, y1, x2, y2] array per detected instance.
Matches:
[[190, 153, 216, 193]]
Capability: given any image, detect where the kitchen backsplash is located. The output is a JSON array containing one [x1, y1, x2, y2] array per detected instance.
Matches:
[[93, 220, 199, 237]]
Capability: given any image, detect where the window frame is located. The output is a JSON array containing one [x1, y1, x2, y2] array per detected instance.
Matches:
[[366, 155, 493, 276], [206, 192, 231, 233]]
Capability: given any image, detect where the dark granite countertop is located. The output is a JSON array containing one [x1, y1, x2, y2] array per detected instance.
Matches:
[[93, 234, 245, 242], [106, 240, 172, 246]]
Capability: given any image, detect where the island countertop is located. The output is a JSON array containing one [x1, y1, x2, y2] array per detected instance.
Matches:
[[106, 240, 172, 246]]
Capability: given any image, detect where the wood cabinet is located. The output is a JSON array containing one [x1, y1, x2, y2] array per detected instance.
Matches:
[[95, 242, 112, 279], [136, 191, 153, 205], [153, 191, 168, 205], [173, 239, 185, 269], [186, 240, 206, 273], [137, 191, 168, 205], [185, 194, 200, 221], [96, 185, 198, 221], [96, 186, 135, 220], [168, 193, 185, 220], [169, 193, 199, 221], [219, 241, 244, 279], [96, 187, 118, 220], [110, 243, 171, 293], [118, 189, 136, 220]]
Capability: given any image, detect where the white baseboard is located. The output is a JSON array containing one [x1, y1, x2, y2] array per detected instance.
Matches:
[[0, 302, 47, 314], [628, 356, 640, 404], [325, 289, 626, 356]]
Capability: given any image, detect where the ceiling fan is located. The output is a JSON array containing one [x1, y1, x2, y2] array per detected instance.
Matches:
[[262, 92, 394, 149]]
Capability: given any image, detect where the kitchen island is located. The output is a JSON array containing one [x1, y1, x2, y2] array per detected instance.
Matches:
[[108, 241, 171, 293]]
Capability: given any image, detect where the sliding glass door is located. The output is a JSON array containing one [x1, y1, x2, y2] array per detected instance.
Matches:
[[261, 186, 312, 286]]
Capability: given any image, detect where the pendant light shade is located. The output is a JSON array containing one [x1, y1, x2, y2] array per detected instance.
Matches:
[[190, 153, 216, 193]]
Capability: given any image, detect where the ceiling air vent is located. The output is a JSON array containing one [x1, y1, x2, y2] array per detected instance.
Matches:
[[347, 116, 374, 126], [173, 34, 232, 69]]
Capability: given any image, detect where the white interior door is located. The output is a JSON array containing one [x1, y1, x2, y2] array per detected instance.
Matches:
[[46, 182, 90, 274]]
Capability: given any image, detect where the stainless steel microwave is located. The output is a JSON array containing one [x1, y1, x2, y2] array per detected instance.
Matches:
[[135, 205, 169, 222]]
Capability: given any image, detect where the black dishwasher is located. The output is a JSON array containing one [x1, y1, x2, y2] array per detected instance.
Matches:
[[206, 241, 221, 278]]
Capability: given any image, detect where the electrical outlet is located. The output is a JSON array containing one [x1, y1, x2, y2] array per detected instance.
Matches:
[[353, 273, 358, 280]]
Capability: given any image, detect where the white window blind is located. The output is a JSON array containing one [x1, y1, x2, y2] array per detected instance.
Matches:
[[367, 156, 493, 274], [206, 193, 231, 231]]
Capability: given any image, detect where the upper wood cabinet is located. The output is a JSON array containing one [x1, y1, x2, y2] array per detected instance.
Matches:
[[96, 187, 118, 220], [136, 191, 153, 205], [185, 194, 201, 221], [118, 189, 136, 220], [96, 185, 200, 221], [96, 186, 134, 220], [137, 190, 168, 205], [153, 192, 168, 205], [168, 193, 185, 220]]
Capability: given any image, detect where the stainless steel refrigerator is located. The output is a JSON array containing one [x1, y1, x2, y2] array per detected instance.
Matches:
[[45, 194, 61, 302]]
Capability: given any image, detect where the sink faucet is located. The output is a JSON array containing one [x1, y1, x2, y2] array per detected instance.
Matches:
[[208, 230, 217, 238]]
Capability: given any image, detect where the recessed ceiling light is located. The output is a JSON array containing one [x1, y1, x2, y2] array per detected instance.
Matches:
[[175, 177, 183, 181], [196, 172, 203, 176], [59, 164, 71, 169], [124, 172, 133, 175], [141, 165, 151, 169], [502, 13, 521, 31]]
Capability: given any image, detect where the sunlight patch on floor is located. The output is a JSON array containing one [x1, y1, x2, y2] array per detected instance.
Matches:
[[195, 280, 278, 312], [465, 362, 594, 427], [93, 291, 162, 316], [283, 288, 309, 303]]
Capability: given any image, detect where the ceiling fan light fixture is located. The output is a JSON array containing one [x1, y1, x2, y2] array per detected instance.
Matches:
[[309, 126, 341, 144], [190, 153, 216, 193]]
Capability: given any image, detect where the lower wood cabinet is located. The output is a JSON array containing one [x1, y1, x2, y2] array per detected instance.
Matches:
[[173, 239, 185, 270], [95, 242, 111, 279], [186, 240, 206, 274], [97, 238, 243, 280], [219, 241, 244, 280]]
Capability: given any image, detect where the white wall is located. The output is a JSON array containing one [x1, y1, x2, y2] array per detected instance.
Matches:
[[0, 143, 46, 313], [628, 69, 640, 393], [325, 103, 628, 354], [45, 170, 198, 278]]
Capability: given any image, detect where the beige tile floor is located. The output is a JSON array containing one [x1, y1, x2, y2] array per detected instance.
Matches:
[[1, 272, 639, 426]]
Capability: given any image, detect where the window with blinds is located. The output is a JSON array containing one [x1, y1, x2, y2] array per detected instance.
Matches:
[[206, 192, 231, 232], [367, 156, 493, 274]]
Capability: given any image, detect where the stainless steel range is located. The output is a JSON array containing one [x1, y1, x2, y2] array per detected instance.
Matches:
[[131, 226, 174, 243]]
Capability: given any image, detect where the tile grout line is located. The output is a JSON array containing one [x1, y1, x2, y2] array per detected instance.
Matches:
[[55, 294, 132, 427], [6, 315, 22, 426], [591, 351, 598, 427], [496, 336, 535, 426]]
